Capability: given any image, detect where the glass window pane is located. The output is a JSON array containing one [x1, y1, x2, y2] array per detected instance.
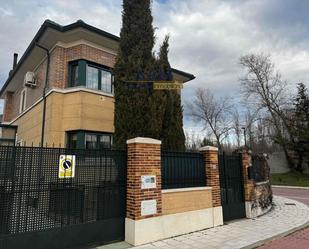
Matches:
[[101, 70, 112, 93], [71, 65, 78, 87], [85, 134, 97, 149], [20, 89, 26, 113], [86, 66, 99, 90], [98, 135, 111, 149], [69, 133, 77, 149]]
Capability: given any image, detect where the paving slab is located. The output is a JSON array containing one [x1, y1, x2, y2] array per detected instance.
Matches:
[[96, 196, 309, 249], [259, 226, 309, 249]]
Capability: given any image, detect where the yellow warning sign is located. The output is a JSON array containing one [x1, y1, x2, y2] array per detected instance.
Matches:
[[58, 155, 76, 178]]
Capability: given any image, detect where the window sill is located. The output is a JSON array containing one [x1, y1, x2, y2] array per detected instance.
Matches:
[[61, 86, 114, 98]]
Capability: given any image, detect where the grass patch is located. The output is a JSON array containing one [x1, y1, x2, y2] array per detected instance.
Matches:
[[271, 172, 309, 187]]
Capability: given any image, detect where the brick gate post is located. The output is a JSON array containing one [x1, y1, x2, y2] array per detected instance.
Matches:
[[241, 150, 255, 218], [199, 146, 223, 226], [241, 150, 254, 202], [125, 137, 162, 244]]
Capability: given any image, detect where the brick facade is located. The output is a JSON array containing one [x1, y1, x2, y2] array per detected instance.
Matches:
[[200, 146, 221, 207], [3, 43, 116, 122], [2, 91, 14, 122], [241, 151, 254, 201], [126, 138, 162, 220], [50, 44, 116, 89]]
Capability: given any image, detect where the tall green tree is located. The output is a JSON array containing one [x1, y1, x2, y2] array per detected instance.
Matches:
[[158, 37, 186, 150], [293, 83, 309, 171], [113, 0, 156, 149], [113, 0, 186, 150]]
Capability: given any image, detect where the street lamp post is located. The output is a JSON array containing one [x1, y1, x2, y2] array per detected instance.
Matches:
[[242, 127, 247, 148]]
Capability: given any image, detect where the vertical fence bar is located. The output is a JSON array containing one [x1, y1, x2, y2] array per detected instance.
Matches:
[[161, 151, 206, 189]]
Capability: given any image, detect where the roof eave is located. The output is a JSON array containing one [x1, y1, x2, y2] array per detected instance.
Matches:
[[0, 20, 195, 97]]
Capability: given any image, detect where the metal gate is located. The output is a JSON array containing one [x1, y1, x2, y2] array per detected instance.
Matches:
[[0, 146, 127, 249], [219, 153, 245, 221]]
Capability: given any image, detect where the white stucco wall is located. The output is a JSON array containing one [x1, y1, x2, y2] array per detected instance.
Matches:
[[267, 152, 290, 174], [267, 152, 309, 174]]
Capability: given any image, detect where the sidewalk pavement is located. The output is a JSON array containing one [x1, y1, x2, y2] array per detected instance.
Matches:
[[97, 196, 309, 249], [260, 226, 309, 249]]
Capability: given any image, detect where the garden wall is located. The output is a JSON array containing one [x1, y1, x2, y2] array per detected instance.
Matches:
[[245, 155, 273, 218], [267, 151, 309, 174], [245, 180, 273, 218]]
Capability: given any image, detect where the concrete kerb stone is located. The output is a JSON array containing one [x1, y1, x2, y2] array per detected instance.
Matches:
[[242, 221, 309, 249], [131, 196, 309, 249], [272, 185, 309, 190], [241, 196, 309, 249]]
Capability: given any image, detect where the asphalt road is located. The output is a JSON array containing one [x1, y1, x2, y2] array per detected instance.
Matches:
[[272, 186, 309, 205]]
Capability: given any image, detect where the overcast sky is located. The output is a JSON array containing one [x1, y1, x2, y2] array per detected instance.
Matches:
[[1, 0, 309, 131]]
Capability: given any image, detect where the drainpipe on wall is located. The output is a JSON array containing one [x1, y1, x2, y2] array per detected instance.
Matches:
[[35, 43, 50, 147]]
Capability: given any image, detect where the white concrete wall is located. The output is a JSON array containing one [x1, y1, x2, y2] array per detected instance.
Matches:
[[125, 206, 223, 246], [245, 201, 272, 218], [267, 151, 309, 174], [267, 152, 290, 174]]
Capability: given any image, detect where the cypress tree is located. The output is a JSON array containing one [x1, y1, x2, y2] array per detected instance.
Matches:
[[113, 0, 156, 149], [114, 0, 186, 150], [158, 37, 186, 151]]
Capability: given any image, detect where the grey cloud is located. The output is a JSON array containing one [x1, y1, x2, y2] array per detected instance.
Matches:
[[1, 0, 309, 131]]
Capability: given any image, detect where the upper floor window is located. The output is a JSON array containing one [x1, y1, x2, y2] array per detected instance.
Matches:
[[68, 60, 113, 94], [86, 65, 99, 90], [70, 63, 79, 87], [19, 88, 27, 113]]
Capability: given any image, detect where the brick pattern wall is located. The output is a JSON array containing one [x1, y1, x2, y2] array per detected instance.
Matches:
[[50, 44, 116, 89], [201, 148, 221, 207], [127, 142, 162, 220], [3, 43, 116, 122], [2, 91, 14, 122], [242, 151, 254, 201]]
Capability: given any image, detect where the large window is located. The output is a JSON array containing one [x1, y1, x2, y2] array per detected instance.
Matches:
[[67, 131, 112, 149], [86, 65, 99, 90], [70, 64, 79, 87], [19, 88, 27, 113], [68, 60, 113, 94]]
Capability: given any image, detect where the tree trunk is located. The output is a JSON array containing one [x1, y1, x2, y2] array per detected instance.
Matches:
[[296, 153, 304, 173]]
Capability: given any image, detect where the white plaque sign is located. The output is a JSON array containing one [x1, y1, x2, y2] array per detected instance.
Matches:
[[141, 175, 156, 189], [141, 200, 157, 216]]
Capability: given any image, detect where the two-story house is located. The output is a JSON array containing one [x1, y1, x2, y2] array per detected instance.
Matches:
[[0, 20, 195, 148]]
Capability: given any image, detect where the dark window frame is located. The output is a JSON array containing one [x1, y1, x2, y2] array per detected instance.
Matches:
[[68, 60, 113, 94], [67, 131, 113, 149]]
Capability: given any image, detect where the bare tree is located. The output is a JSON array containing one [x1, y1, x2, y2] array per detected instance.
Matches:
[[187, 88, 233, 150], [185, 130, 202, 151], [231, 110, 242, 148], [239, 53, 295, 167]]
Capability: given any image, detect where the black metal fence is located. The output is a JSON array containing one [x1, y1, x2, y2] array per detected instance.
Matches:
[[161, 151, 206, 189], [218, 153, 246, 221], [0, 145, 127, 249], [252, 155, 270, 182]]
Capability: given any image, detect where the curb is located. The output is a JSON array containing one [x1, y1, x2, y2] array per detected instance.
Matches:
[[242, 196, 309, 249], [272, 185, 309, 190], [242, 221, 309, 249]]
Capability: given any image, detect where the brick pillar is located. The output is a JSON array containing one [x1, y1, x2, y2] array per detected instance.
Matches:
[[126, 137, 162, 220], [241, 151, 254, 202], [200, 146, 221, 207], [2, 91, 14, 122]]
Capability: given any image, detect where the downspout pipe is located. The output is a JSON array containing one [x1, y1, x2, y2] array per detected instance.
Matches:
[[35, 43, 50, 147]]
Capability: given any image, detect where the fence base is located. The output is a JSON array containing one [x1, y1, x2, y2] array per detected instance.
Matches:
[[125, 207, 223, 246]]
